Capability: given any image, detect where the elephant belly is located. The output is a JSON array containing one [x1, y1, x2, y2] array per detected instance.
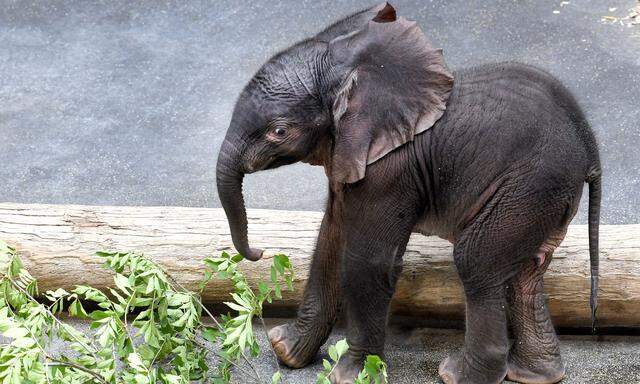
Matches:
[[412, 217, 455, 243]]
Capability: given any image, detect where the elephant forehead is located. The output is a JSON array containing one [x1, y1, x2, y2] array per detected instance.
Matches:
[[250, 44, 323, 100]]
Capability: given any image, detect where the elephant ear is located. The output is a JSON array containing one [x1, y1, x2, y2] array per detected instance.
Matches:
[[315, 2, 396, 42], [328, 8, 454, 184]]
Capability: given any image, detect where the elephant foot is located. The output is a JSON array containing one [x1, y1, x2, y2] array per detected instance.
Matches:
[[328, 355, 362, 384], [506, 357, 565, 384], [438, 356, 463, 384], [268, 323, 319, 368], [438, 355, 506, 384]]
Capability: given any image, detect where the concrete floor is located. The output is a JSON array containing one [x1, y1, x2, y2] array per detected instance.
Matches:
[[0, 1, 639, 223], [33, 318, 640, 383], [286, 326, 640, 384], [250, 320, 640, 384]]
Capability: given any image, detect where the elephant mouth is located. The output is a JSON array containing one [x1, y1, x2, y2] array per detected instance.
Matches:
[[257, 155, 299, 171]]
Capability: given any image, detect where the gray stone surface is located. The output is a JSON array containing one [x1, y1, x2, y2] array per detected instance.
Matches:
[[0, 1, 639, 223], [32, 318, 640, 383]]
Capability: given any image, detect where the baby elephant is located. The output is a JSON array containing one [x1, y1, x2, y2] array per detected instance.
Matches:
[[216, 3, 601, 384]]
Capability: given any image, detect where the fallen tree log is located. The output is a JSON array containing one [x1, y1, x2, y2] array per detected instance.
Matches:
[[0, 203, 638, 328]]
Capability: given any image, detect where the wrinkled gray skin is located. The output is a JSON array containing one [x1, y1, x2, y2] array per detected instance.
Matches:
[[216, 3, 602, 384]]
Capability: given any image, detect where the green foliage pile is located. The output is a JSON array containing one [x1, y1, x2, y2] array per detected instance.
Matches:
[[0, 239, 386, 384]]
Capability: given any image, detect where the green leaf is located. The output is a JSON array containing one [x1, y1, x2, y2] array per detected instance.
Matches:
[[95, 250, 117, 258], [224, 301, 249, 313], [127, 352, 146, 373], [3, 326, 29, 339], [114, 273, 132, 293], [145, 276, 157, 294], [285, 274, 294, 291], [45, 287, 69, 300], [273, 256, 284, 274], [171, 311, 190, 328], [335, 338, 349, 357], [11, 335, 36, 348], [272, 371, 282, 384], [69, 299, 88, 318], [223, 323, 244, 346], [202, 326, 221, 343], [356, 354, 388, 384], [257, 281, 269, 295], [328, 345, 338, 362], [230, 293, 252, 309]]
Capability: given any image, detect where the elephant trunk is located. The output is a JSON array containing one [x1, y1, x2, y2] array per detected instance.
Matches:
[[216, 137, 264, 261]]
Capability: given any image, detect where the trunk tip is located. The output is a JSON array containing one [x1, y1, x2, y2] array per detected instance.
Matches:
[[243, 247, 264, 261]]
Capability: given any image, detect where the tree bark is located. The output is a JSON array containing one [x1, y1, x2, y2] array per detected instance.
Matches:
[[1, 203, 638, 328]]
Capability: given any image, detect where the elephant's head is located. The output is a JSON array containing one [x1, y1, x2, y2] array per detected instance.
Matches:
[[216, 3, 453, 261]]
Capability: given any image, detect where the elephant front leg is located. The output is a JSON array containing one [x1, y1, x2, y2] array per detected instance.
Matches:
[[328, 204, 415, 383], [329, 243, 406, 384], [268, 203, 342, 368]]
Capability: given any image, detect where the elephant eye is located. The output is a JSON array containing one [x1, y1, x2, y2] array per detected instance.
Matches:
[[274, 127, 287, 136]]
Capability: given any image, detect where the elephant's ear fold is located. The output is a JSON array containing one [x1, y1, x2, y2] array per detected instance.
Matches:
[[328, 11, 454, 184]]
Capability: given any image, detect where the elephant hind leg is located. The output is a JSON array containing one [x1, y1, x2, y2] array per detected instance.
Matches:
[[438, 176, 580, 384], [506, 230, 567, 384]]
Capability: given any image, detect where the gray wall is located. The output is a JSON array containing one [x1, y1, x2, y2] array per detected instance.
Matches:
[[0, 0, 638, 224]]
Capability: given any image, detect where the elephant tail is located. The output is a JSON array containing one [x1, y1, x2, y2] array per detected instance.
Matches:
[[586, 167, 601, 333]]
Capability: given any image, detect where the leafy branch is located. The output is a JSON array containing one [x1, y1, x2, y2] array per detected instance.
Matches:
[[0, 239, 386, 384]]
